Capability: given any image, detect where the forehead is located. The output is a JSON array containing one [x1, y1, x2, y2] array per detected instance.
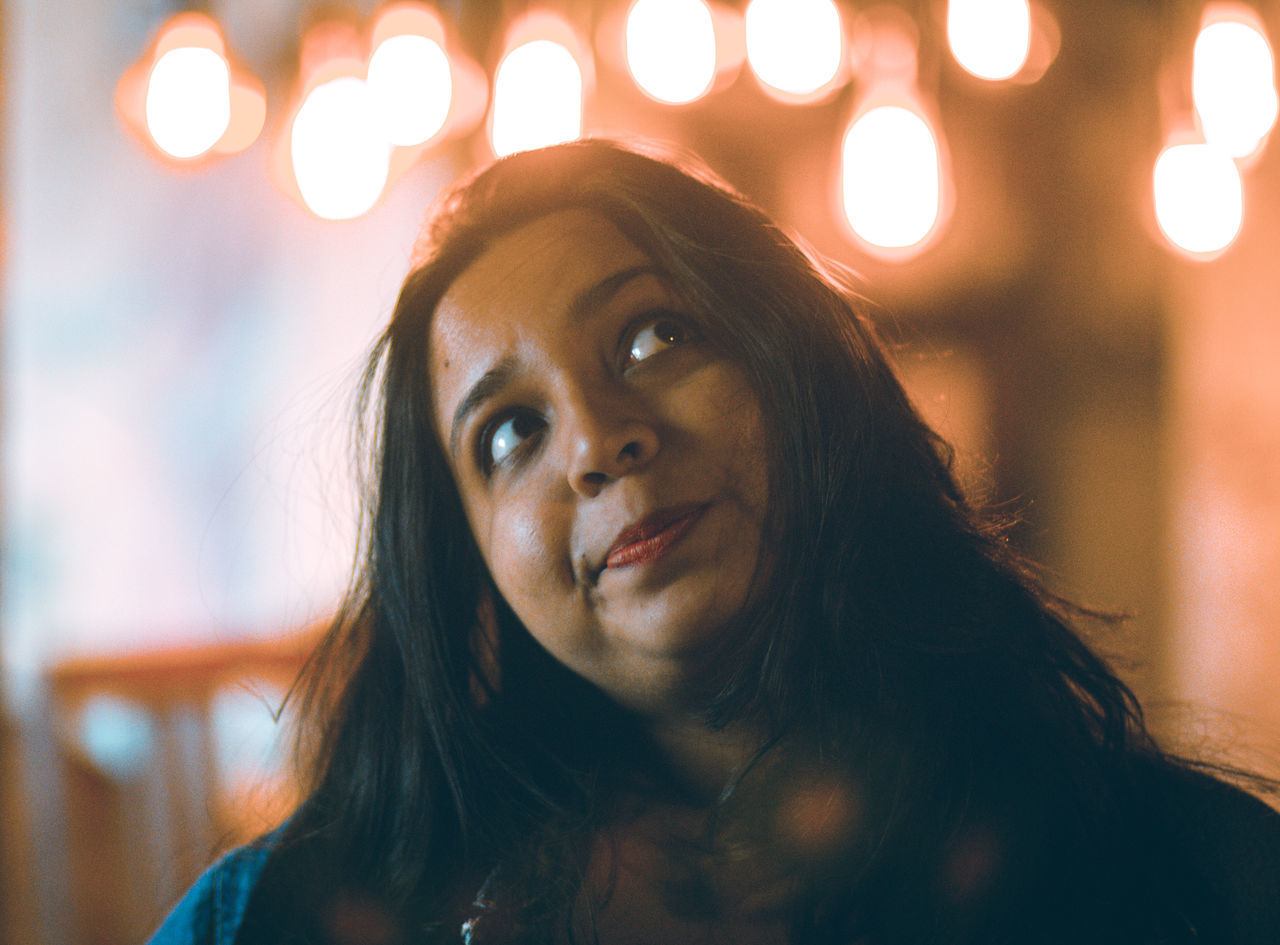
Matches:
[[428, 209, 653, 410], [433, 209, 649, 344]]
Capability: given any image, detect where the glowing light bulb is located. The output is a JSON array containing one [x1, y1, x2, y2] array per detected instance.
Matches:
[[291, 77, 392, 221], [490, 39, 583, 157], [745, 0, 843, 98], [947, 0, 1031, 81], [842, 105, 941, 250], [626, 0, 717, 104], [1153, 142, 1243, 256], [1193, 19, 1278, 159], [367, 32, 453, 147], [145, 46, 232, 158]]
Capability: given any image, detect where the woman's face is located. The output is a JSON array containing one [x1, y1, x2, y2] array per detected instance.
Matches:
[[428, 209, 771, 714]]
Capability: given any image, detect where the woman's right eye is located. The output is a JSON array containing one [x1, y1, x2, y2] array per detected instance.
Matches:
[[481, 410, 543, 472]]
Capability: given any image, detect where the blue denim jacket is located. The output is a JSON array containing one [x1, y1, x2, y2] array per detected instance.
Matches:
[[144, 835, 499, 945], [144, 764, 1280, 945], [146, 841, 274, 945]]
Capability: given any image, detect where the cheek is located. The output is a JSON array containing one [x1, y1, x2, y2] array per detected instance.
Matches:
[[737, 405, 773, 508], [694, 371, 772, 507], [484, 503, 569, 614]]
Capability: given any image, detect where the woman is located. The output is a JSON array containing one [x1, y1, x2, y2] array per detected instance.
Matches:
[[150, 139, 1280, 945]]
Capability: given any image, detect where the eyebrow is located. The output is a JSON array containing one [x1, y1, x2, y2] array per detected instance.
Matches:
[[449, 355, 516, 460], [447, 264, 663, 460]]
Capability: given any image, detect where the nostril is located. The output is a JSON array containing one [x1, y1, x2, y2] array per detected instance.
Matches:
[[566, 417, 659, 496]]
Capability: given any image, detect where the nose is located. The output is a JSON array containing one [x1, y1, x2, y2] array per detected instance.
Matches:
[[561, 392, 659, 498]]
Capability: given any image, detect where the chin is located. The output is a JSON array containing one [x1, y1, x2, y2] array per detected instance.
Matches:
[[623, 581, 751, 655]]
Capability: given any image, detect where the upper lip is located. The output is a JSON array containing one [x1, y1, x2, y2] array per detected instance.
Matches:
[[601, 503, 706, 570]]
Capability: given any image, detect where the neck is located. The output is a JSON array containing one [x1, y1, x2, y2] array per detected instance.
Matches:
[[645, 713, 766, 804]]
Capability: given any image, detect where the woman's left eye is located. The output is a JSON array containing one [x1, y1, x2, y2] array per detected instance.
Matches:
[[627, 316, 691, 365]]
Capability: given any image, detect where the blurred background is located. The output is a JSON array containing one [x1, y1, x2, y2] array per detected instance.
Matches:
[[2, 0, 1278, 941]]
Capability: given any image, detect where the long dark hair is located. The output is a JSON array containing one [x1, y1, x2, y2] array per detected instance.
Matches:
[[240, 140, 1193, 944]]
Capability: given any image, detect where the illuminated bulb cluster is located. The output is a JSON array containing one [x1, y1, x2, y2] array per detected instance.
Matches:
[[146, 46, 232, 158], [843, 105, 941, 251], [289, 6, 461, 220], [746, 0, 844, 100], [947, 0, 1032, 81], [626, 0, 717, 105], [1193, 19, 1279, 158], [291, 77, 394, 222], [116, 0, 1083, 260], [367, 32, 454, 149], [1154, 12, 1277, 258], [288, 8, 586, 216], [117, 12, 265, 163], [491, 39, 584, 157]]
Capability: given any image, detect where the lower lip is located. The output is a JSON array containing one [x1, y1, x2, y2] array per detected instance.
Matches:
[[606, 507, 706, 570]]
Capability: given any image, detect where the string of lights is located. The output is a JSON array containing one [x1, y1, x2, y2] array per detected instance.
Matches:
[[115, 0, 1276, 260]]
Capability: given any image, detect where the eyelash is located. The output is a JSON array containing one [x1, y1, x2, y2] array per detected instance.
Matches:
[[474, 310, 699, 477]]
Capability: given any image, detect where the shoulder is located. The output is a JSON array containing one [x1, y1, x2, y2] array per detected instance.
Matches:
[[144, 838, 276, 945], [1136, 757, 1280, 944]]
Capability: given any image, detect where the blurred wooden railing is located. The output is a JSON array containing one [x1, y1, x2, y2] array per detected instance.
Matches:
[[39, 629, 318, 945]]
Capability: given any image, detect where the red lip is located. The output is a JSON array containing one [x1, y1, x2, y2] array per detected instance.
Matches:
[[605, 504, 707, 569]]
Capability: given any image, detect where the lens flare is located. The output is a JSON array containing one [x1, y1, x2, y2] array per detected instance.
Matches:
[[626, 0, 717, 104], [291, 77, 393, 221], [490, 39, 583, 157], [367, 32, 453, 147], [842, 105, 941, 250], [1193, 18, 1278, 159], [745, 0, 843, 98], [1153, 142, 1243, 256], [947, 0, 1031, 81], [145, 46, 232, 159]]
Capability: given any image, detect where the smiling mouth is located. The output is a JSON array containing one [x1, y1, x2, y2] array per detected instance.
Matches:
[[605, 504, 707, 570]]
